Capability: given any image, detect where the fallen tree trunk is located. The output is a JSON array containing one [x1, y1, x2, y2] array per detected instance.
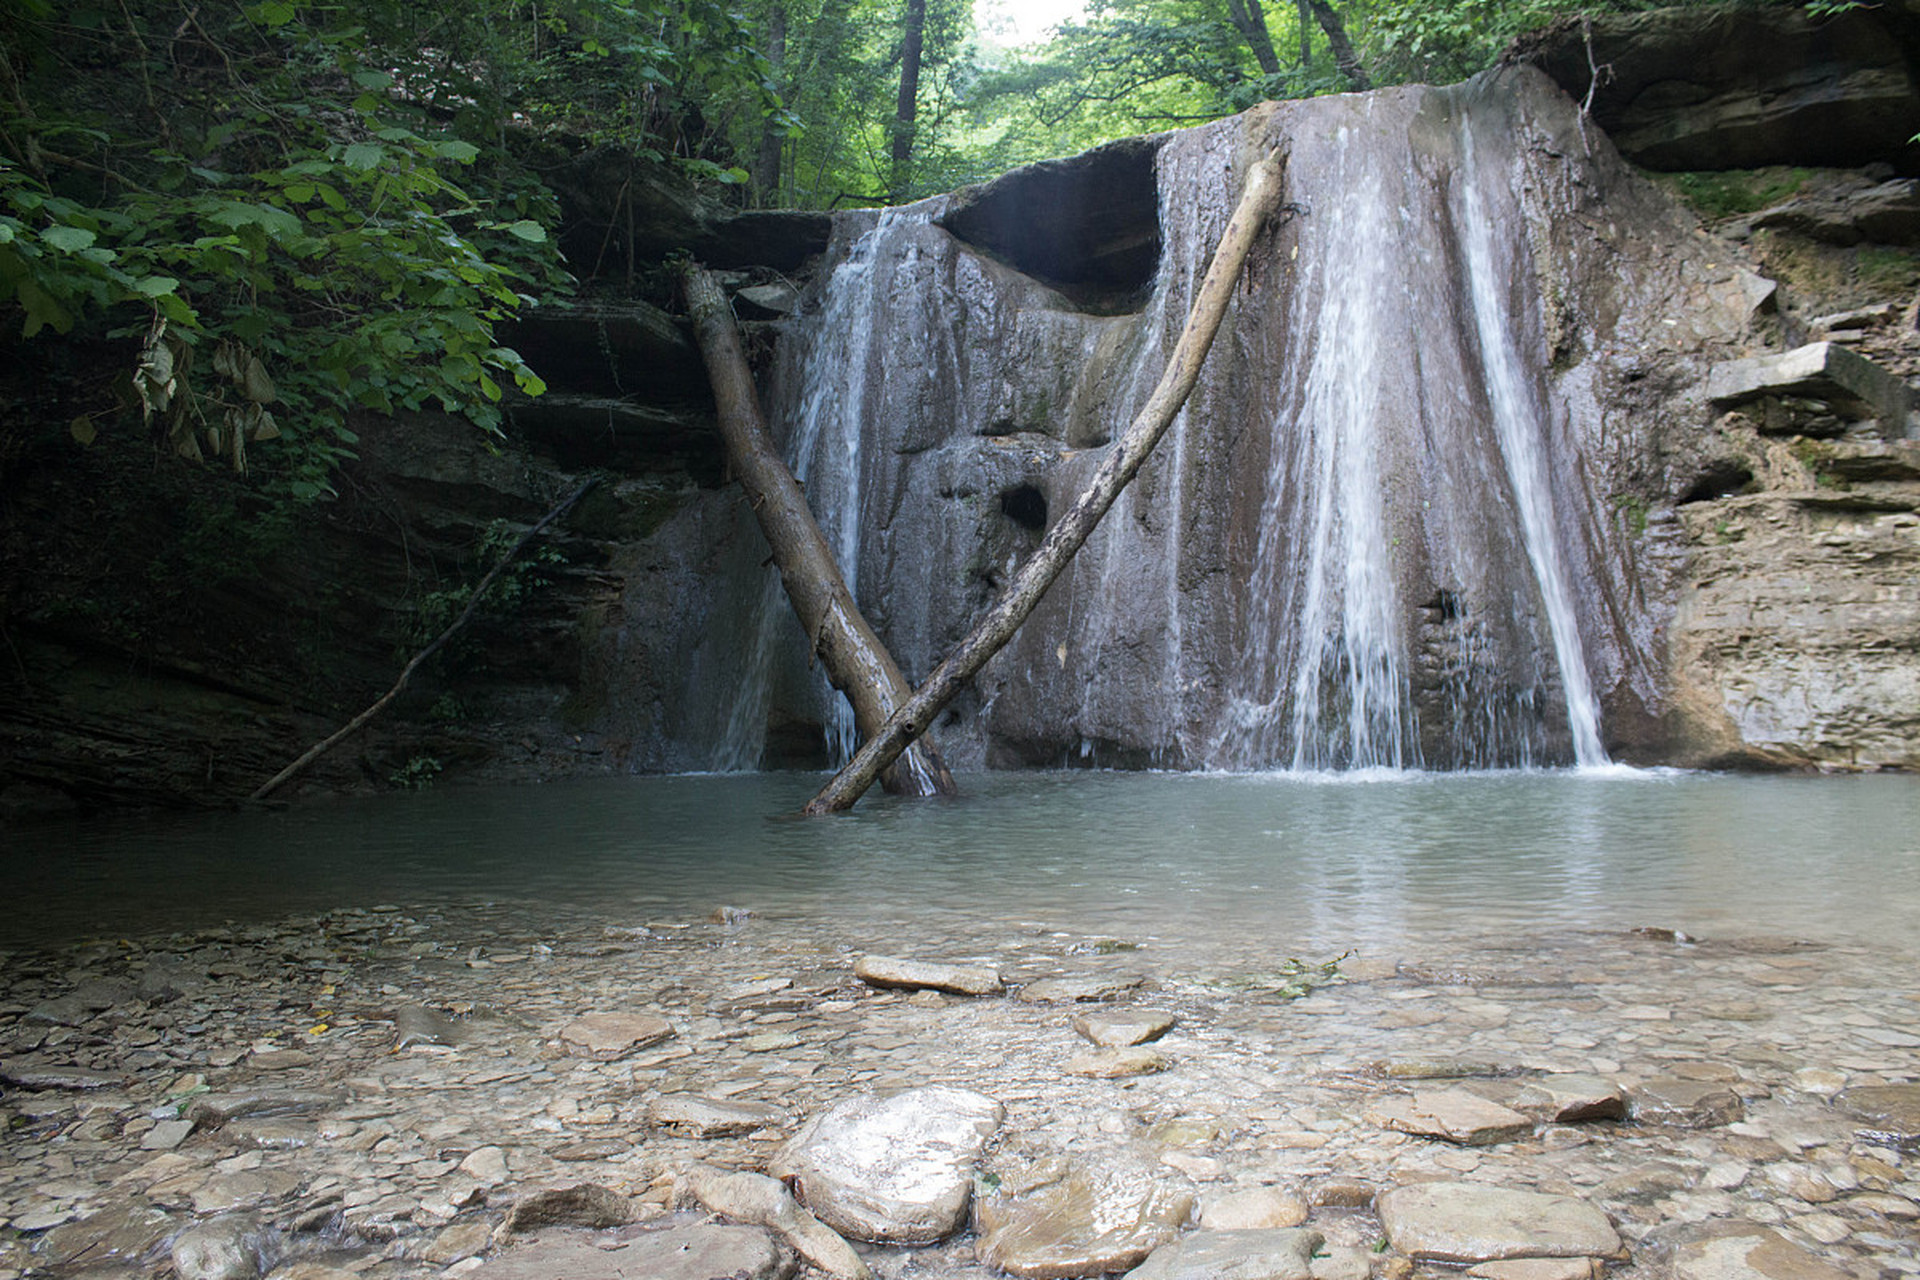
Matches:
[[804, 144, 1291, 815], [682, 263, 956, 798], [251, 478, 597, 801]]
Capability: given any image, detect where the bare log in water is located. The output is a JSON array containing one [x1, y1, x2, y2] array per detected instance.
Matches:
[[804, 144, 1292, 816], [681, 263, 956, 798], [251, 478, 598, 802]]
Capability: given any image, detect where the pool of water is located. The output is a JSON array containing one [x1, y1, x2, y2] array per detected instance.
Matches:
[[9, 769, 1918, 955]]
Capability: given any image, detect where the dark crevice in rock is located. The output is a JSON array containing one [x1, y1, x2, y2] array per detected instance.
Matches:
[[1678, 458, 1755, 504], [938, 136, 1166, 314], [999, 485, 1048, 532]]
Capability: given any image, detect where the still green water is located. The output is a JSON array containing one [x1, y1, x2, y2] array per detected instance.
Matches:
[[9, 770, 1918, 952]]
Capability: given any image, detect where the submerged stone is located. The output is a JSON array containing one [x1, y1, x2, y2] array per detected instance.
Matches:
[[977, 1159, 1194, 1280], [1198, 1184, 1309, 1230], [687, 1166, 870, 1280], [1630, 1078, 1744, 1128], [558, 1011, 673, 1059], [1073, 1009, 1177, 1047], [649, 1093, 789, 1137], [1375, 1182, 1620, 1263], [772, 1085, 1003, 1244], [1018, 972, 1146, 1003], [1066, 1047, 1169, 1078], [1123, 1228, 1323, 1280], [468, 1224, 794, 1280], [853, 954, 1004, 996], [1835, 1083, 1920, 1144], [1660, 1222, 1854, 1280], [502, 1183, 634, 1233], [1367, 1089, 1533, 1145]]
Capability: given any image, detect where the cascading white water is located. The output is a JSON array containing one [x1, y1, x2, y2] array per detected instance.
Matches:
[[1454, 121, 1609, 767], [713, 211, 914, 769]]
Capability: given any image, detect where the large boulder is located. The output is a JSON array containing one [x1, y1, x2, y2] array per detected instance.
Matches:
[[771, 1086, 1004, 1244]]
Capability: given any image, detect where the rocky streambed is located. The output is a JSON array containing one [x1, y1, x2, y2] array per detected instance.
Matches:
[[1, 902, 1915, 1280]]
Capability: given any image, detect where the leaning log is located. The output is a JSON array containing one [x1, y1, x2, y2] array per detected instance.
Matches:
[[682, 264, 956, 798], [804, 144, 1291, 815]]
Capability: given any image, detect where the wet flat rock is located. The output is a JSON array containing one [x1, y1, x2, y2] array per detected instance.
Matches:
[[1198, 1184, 1309, 1230], [0, 1058, 126, 1090], [649, 1093, 789, 1137], [1367, 1089, 1533, 1145], [1065, 1046, 1169, 1078], [977, 1160, 1195, 1280], [772, 1085, 1003, 1244], [1376, 1182, 1620, 1264], [1511, 1074, 1627, 1123], [467, 1223, 794, 1280], [1123, 1228, 1323, 1280], [1835, 1083, 1920, 1143], [853, 954, 1004, 996], [558, 1011, 673, 1060], [1629, 1078, 1744, 1128], [1661, 1223, 1854, 1280], [1018, 973, 1146, 1003], [502, 1183, 634, 1233], [1073, 1009, 1176, 1047]]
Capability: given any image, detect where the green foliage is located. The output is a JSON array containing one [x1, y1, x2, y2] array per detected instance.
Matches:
[[388, 754, 444, 790], [409, 519, 565, 653], [1662, 168, 1813, 220]]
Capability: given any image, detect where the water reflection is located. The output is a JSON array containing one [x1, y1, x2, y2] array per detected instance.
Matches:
[[7, 771, 1917, 953]]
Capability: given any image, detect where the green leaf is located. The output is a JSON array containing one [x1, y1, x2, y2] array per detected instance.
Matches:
[[131, 275, 179, 297], [501, 220, 546, 243], [433, 141, 480, 164], [353, 70, 394, 90], [249, 0, 298, 28], [41, 225, 98, 253], [343, 142, 385, 172]]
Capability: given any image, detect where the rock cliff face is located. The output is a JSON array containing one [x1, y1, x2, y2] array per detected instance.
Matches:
[[711, 66, 1778, 773]]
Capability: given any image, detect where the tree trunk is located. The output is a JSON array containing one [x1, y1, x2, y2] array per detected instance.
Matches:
[[753, 6, 787, 207], [1294, 0, 1312, 67], [1306, 0, 1369, 90], [804, 146, 1292, 816], [1227, 0, 1283, 77], [889, 0, 926, 203], [681, 264, 956, 799]]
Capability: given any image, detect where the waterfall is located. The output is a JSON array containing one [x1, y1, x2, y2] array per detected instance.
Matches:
[[1454, 119, 1609, 768], [713, 210, 915, 769], [704, 70, 1632, 777]]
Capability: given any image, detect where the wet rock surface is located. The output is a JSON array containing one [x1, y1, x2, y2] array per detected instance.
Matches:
[[0, 904, 1913, 1280]]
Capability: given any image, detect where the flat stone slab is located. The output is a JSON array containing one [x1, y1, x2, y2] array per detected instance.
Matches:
[[467, 1224, 793, 1280], [1018, 972, 1146, 1003], [186, 1088, 343, 1124], [1706, 341, 1909, 429], [853, 954, 1004, 997], [1066, 1047, 1169, 1078], [558, 1012, 673, 1060], [1630, 1078, 1744, 1128], [1835, 1083, 1920, 1143], [772, 1085, 1003, 1244], [1466, 1261, 1597, 1280], [1123, 1227, 1323, 1280], [1198, 1184, 1309, 1230], [977, 1159, 1194, 1280], [1367, 1089, 1533, 1145], [1512, 1074, 1628, 1123], [1073, 1009, 1176, 1047], [1376, 1182, 1620, 1263], [649, 1093, 789, 1137], [1664, 1223, 1853, 1280], [0, 1058, 126, 1090], [502, 1183, 634, 1233]]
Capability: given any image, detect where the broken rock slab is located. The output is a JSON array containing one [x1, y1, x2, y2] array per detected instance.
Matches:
[[1065, 1047, 1169, 1079], [687, 1166, 870, 1280], [648, 1093, 789, 1137], [1375, 1182, 1621, 1264], [1629, 1078, 1744, 1129], [1122, 1227, 1324, 1280], [853, 954, 1004, 997], [558, 1011, 674, 1060], [1658, 1222, 1854, 1280], [1706, 342, 1911, 436], [1018, 972, 1146, 1003], [1366, 1089, 1534, 1145], [1511, 1075, 1628, 1123], [501, 1183, 634, 1233], [467, 1223, 795, 1280], [771, 1085, 1003, 1244], [976, 1158, 1194, 1280], [1073, 1008, 1176, 1047], [1835, 1082, 1920, 1145]]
